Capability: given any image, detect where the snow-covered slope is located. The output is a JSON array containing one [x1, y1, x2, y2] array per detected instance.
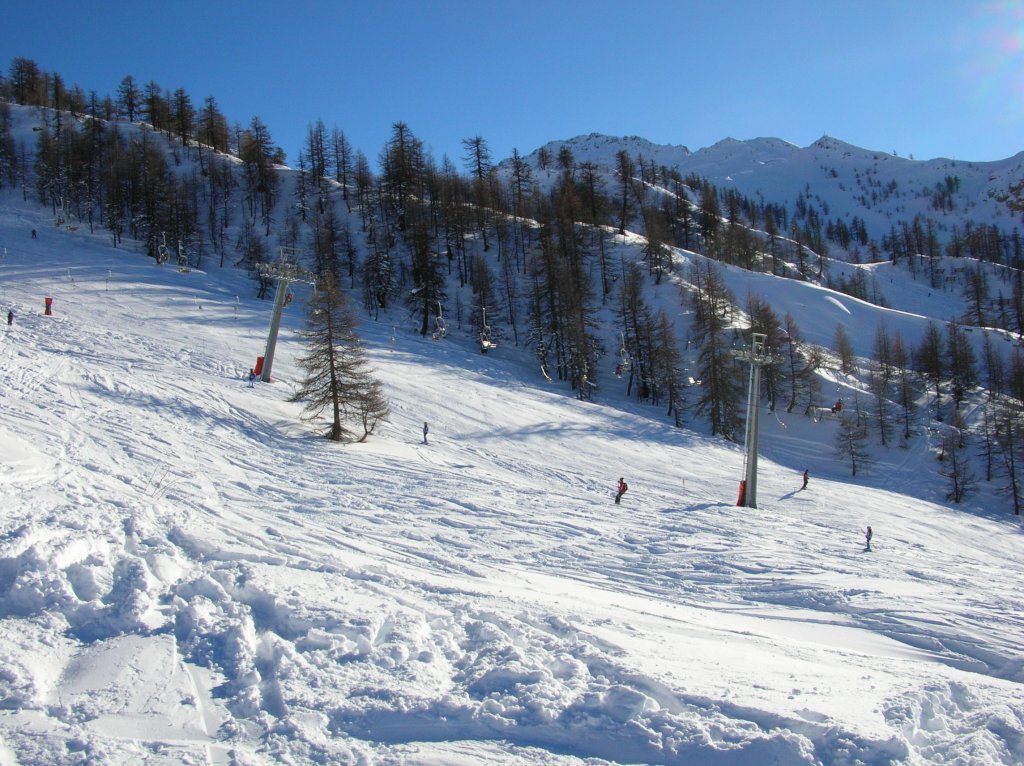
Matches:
[[0, 192, 1022, 765]]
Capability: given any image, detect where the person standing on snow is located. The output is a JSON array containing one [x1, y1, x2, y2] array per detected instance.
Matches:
[[865, 526, 873, 551], [248, 369, 256, 388], [6, 309, 12, 326], [614, 477, 628, 504], [801, 469, 809, 490], [422, 421, 429, 444]]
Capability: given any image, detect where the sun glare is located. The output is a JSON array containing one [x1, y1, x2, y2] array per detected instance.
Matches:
[[957, 2, 1024, 112]]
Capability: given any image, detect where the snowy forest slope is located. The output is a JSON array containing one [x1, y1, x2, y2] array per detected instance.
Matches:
[[0, 184, 1023, 764], [521, 132, 1024, 248], [0, 71, 1023, 762]]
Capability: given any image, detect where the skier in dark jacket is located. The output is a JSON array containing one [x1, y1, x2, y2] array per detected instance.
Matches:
[[615, 477, 628, 504], [801, 469, 809, 490], [6, 309, 12, 326], [865, 526, 873, 550]]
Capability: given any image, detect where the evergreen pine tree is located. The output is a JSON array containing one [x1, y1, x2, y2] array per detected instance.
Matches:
[[940, 424, 975, 503], [916, 321, 945, 418], [688, 261, 742, 439], [993, 399, 1024, 515], [946, 321, 978, 409], [835, 400, 871, 476], [290, 274, 389, 442], [746, 295, 785, 411], [650, 308, 686, 423], [834, 324, 856, 375]]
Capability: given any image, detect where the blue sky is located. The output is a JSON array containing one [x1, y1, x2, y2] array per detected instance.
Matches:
[[5, 1, 1023, 167]]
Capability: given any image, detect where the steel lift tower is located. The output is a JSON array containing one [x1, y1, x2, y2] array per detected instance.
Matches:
[[736, 332, 773, 508], [256, 248, 315, 383]]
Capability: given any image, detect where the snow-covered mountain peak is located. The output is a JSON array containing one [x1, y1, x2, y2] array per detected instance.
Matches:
[[517, 133, 691, 172]]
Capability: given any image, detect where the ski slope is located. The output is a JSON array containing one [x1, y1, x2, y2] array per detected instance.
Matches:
[[0, 198, 1022, 765]]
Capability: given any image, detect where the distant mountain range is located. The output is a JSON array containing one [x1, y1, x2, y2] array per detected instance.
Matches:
[[509, 133, 1024, 246]]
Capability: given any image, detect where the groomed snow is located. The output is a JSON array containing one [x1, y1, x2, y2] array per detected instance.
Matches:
[[0, 197, 1022, 765]]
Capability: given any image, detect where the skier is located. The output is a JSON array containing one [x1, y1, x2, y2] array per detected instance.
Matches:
[[865, 526, 873, 551], [422, 421, 429, 444], [6, 309, 12, 326], [248, 369, 256, 388], [801, 469, 809, 490], [31, 229, 37, 239], [614, 477, 628, 505]]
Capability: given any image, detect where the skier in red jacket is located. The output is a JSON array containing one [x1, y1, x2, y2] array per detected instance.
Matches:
[[615, 477, 628, 504]]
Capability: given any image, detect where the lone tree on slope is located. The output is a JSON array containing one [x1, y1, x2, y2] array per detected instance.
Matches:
[[290, 273, 390, 442]]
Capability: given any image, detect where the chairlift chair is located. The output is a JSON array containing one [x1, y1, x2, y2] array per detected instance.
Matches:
[[433, 301, 447, 340], [479, 308, 496, 353], [177, 242, 190, 273], [616, 332, 631, 376], [537, 338, 551, 381], [156, 233, 170, 265]]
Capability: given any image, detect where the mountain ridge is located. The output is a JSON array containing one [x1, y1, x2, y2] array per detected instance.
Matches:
[[507, 131, 1024, 248]]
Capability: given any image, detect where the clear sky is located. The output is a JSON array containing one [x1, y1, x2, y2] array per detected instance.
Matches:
[[4, 1, 1023, 167]]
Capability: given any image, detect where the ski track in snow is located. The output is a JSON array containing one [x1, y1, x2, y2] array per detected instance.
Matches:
[[0, 200, 1022, 764]]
